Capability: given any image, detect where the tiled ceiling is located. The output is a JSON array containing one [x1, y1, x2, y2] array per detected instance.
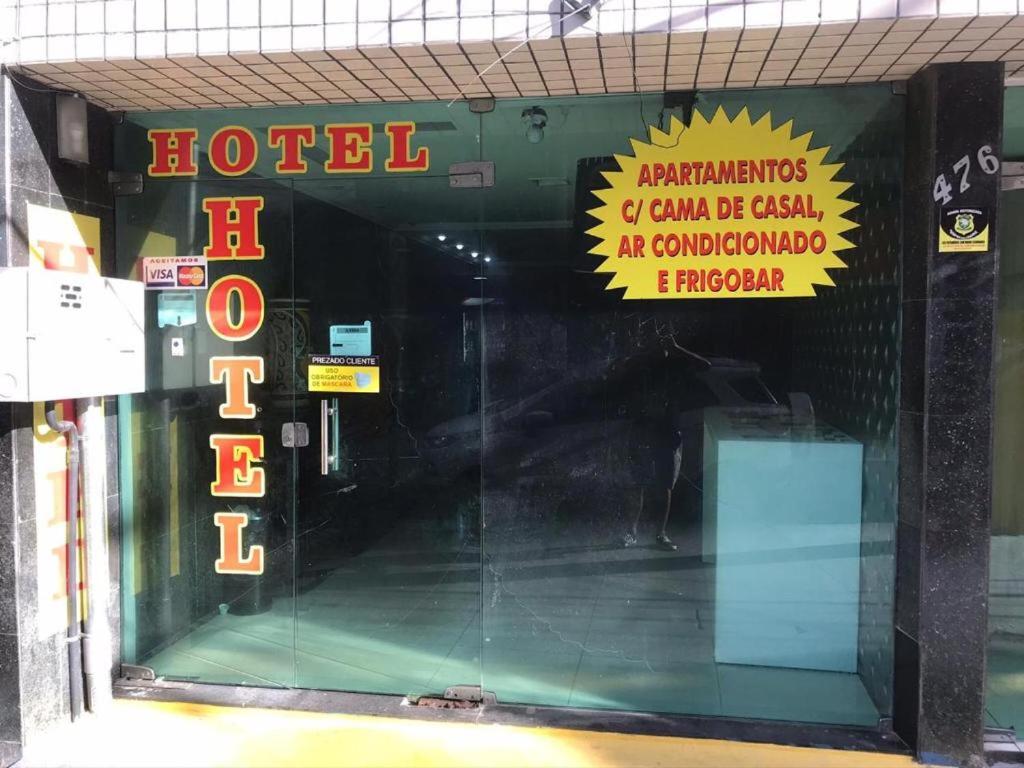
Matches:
[[8, 11, 1024, 110]]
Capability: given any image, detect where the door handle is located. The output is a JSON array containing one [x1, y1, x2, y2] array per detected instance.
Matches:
[[330, 397, 340, 473], [320, 399, 341, 475], [320, 399, 330, 476]]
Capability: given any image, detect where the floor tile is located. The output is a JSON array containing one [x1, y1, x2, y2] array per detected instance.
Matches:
[[717, 664, 878, 726], [569, 655, 721, 716]]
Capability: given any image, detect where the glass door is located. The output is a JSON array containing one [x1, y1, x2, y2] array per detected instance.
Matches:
[[290, 177, 483, 697], [118, 178, 298, 687], [117, 102, 487, 700]]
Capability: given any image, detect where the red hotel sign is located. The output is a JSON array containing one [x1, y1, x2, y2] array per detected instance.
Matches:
[[147, 122, 429, 177], [146, 122, 430, 576]]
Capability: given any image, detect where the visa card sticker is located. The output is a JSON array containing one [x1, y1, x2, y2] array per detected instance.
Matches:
[[143, 256, 208, 290]]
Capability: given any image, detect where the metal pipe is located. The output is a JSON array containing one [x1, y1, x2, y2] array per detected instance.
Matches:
[[78, 397, 112, 714], [44, 401, 84, 722]]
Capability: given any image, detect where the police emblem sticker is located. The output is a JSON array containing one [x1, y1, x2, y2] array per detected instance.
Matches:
[[939, 207, 990, 253]]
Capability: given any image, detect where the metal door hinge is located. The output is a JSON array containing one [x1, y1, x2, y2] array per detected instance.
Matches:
[[449, 161, 495, 189], [108, 171, 144, 196], [443, 684, 484, 703], [120, 663, 156, 681], [985, 726, 1018, 744], [409, 685, 495, 709], [1002, 161, 1024, 191]]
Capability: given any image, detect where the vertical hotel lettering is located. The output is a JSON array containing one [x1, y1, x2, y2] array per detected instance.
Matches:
[[146, 122, 429, 576]]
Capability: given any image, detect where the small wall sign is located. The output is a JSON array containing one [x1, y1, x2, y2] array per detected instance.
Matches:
[[938, 207, 990, 253], [308, 355, 380, 393], [330, 321, 373, 356]]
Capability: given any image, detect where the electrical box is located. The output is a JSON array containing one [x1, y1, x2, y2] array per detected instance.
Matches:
[[0, 268, 145, 402]]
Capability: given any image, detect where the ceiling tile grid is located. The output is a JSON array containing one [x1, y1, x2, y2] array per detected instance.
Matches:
[[3, 0, 1024, 110]]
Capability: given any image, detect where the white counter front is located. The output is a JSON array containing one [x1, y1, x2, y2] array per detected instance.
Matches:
[[703, 408, 863, 673]]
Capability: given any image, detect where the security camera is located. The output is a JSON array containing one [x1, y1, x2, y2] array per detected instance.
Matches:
[[522, 107, 548, 144]]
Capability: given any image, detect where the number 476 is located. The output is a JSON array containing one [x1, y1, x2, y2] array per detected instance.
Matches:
[[933, 145, 1000, 204]]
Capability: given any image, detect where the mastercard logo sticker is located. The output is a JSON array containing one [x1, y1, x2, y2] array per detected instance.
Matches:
[[177, 265, 206, 287]]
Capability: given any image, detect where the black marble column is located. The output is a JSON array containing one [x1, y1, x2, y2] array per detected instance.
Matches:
[[895, 62, 1002, 766]]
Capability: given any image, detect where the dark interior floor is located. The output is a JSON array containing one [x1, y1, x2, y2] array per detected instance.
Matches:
[[146, 479, 880, 727]]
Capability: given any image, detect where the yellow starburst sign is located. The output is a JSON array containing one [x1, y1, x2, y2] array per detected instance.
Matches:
[[587, 108, 858, 299]]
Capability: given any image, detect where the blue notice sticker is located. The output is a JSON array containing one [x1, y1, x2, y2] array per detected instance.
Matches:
[[330, 321, 372, 356], [157, 291, 198, 328]]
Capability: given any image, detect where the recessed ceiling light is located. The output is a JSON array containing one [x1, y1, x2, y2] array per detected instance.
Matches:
[[470, 251, 479, 258], [437, 234, 447, 242], [455, 243, 464, 250], [483, 255, 492, 263]]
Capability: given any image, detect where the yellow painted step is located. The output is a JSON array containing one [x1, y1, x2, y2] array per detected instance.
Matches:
[[26, 699, 919, 768]]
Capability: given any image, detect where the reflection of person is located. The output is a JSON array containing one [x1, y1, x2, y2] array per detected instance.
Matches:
[[625, 398, 682, 551]]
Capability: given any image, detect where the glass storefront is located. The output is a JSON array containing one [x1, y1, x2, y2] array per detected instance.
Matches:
[[115, 86, 902, 726], [987, 87, 1024, 733]]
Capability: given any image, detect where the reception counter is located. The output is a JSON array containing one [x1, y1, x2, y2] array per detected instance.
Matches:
[[702, 408, 863, 673]]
